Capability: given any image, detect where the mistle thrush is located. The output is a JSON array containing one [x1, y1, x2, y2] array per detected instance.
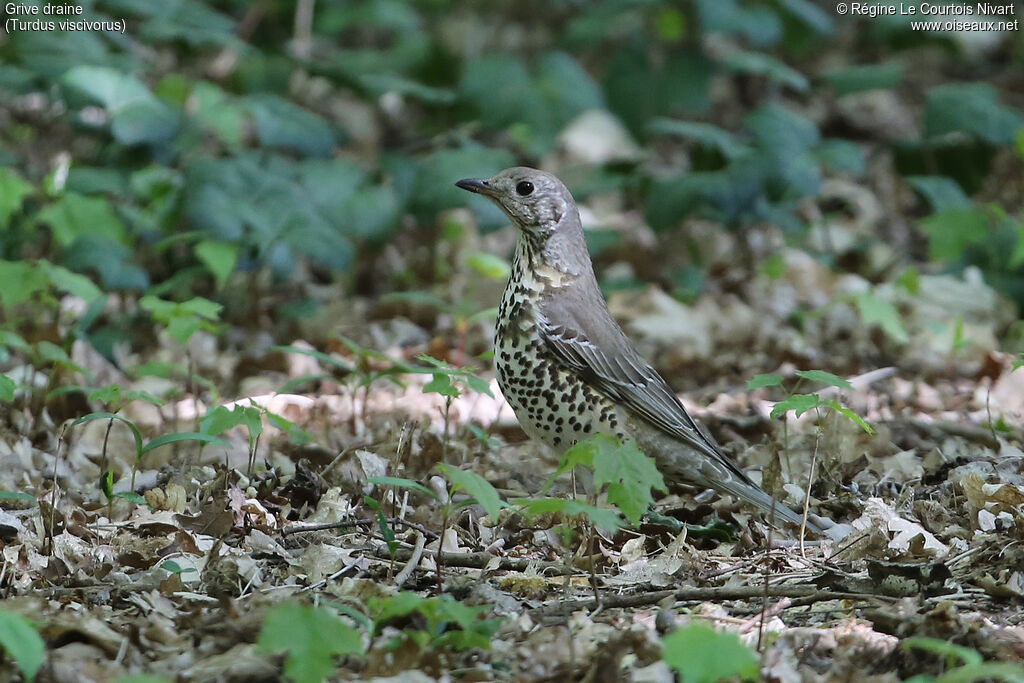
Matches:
[[457, 167, 819, 531]]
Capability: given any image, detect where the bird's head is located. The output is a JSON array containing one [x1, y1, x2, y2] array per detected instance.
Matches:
[[456, 167, 573, 237]]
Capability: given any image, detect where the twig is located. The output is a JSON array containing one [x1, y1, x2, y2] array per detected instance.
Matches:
[[531, 586, 886, 618], [281, 517, 438, 539], [299, 558, 361, 593], [394, 532, 426, 588], [371, 546, 573, 575]]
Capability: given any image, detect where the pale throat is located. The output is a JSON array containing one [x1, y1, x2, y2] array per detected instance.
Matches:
[[513, 233, 575, 291]]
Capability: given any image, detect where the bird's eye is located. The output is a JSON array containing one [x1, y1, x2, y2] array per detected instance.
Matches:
[[515, 181, 534, 196]]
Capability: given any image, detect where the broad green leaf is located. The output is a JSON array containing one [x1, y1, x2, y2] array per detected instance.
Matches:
[[141, 432, 230, 455], [747, 373, 783, 390], [194, 240, 238, 289], [514, 497, 623, 533], [257, 603, 363, 683], [924, 82, 1024, 144], [901, 637, 982, 667], [438, 464, 506, 520], [370, 592, 426, 629], [464, 252, 510, 281], [647, 118, 752, 159], [0, 491, 36, 503], [112, 491, 148, 506], [38, 261, 102, 303], [825, 62, 903, 96], [247, 95, 337, 157], [0, 260, 49, 309], [854, 292, 909, 344], [662, 624, 759, 683], [423, 373, 459, 398], [591, 440, 666, 526], [905, 176, 971, 212], [0, 610, 45, 682], [63, 66, 178, 145], [36, 193, 127, 247], [0, 374, 15, 401], [770, 393, 822, 419], [0, 168, 34, 225], [367, 476, 437, 499], [794, 369, 853, 390], [919, 207, 991, 262], [722, 51, 808, 91]]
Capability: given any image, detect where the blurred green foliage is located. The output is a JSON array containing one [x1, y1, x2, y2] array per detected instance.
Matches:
[[0, 0, 1021, 365]]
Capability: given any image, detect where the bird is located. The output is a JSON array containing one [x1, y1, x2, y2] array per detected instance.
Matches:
[[456, 167, 822, 533]]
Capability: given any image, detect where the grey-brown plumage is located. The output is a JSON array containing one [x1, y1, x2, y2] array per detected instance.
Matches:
[[457, 167, 818, 531]]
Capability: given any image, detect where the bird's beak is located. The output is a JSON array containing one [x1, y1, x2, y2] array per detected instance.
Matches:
[[455, 178, 492, 195]]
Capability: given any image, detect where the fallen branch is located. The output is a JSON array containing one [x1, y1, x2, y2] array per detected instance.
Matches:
[[371, 545, 573, 575], [530, 585, 888, 618]]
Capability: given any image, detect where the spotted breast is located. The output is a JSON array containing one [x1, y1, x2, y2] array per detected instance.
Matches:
[[495, 239, 628, 451]]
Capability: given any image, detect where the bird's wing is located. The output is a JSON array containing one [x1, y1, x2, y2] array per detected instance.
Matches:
[[537, 293, 754, 484]]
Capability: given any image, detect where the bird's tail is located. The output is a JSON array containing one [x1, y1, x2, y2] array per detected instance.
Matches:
[[709, 472, 824, 534]]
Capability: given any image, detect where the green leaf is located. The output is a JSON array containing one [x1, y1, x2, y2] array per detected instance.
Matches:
[[141, 432, 230, 455], [38, 261, 103, 303], [464, 252, 511, 281], [370, 591, 426, 629], [591, 440, 666, 526], [247, 95, 337, 157], [100, 471, 115, 499], [0, 374, 15, 401], [112, 491, 148, 506], [770, 393, 822, 419], [36, 193, 127, 247], [722, 51, 808, 91], [513, 497, 623, 533], [924, 82, 1024, 144], [854, 292, 910, 344], [824, 400, 874, 435], [901, 637, 982, 667], [63, 66, 179, 145], [0, 168, 34, 225], [825, 62, 903, 96], [0, 491, 36, 503], [423, 373, 459, 398], [257, 603, 363, 683], [794, 369, 853, 390], [0, 610, 45, 682], [647, 118, 752, 159], [194, 240, 238, 289], [662, 624, 759, 683], [438, 464, 506, 520], [367, 476, 438, 499], [919, 206, 991, 262], [0, 260, 49, 309], [747, 373, 783, 389], [905, 176, 971, 212]]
